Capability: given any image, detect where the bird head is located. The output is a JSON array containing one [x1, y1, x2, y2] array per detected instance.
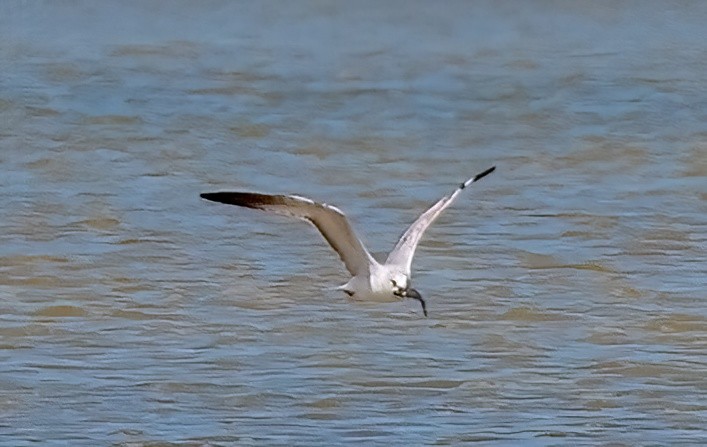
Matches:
[[390, 275, 427, 317]]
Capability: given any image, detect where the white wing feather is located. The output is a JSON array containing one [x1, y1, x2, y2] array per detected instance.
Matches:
[[385, 166, 495, 274]]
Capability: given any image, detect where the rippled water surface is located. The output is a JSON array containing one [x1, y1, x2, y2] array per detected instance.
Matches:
[[2, 2, 706, 445]]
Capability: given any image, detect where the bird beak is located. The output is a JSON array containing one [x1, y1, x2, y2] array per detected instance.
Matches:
[[396, 288, 427, 316]]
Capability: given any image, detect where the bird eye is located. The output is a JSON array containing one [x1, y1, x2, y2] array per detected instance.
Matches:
[[391, 280, 397, 287]]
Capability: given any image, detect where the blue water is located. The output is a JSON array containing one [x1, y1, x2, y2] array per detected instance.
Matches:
[[1, 1, 706, 445]]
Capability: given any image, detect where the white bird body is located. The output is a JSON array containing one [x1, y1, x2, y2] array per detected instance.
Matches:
[[337, 262, 406, 302], [201, 166, 495, 316]]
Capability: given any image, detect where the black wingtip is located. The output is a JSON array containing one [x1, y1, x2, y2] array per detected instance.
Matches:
[[200, 192, 227, 203], [200, 192, 241, 206], [200, 191, 249, 204], [473, 165, 496, 183]]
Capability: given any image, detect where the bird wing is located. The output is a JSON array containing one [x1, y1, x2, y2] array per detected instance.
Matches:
[[385, 166, 495, 274], [200, 191, 377, 276]]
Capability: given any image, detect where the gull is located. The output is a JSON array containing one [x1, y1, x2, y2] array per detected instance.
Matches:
[[201, 166, 495, 316]]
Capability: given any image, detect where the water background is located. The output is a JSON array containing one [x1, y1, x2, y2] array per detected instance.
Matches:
[[1, 1, 706, 445]]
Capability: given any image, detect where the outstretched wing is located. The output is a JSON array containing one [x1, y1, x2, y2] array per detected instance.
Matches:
[[200, 192, 377, 276], [385, 166, 495, 274]]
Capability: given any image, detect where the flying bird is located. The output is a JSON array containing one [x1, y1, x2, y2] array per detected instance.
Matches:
[[201, 166, 495, 316]]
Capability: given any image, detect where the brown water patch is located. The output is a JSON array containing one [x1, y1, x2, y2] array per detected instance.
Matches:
[[229, 123, 270, 138], [0, 324, 52, 337], [355, 379, 466, 389], [25, 157, 64, 169], [26, 106, 60, 117], [34, 305, 87, 318], [222, 289, 285, 311], [569, 262, 614, 273], [111, 442, 215, 447], [642, 228, 692, 243], [189, 87, 283, 104], [584, 399, 621, 410], [41, 62, 87, 83], [111, 285, 149, 296], [526, 212, 617, 222], [292, 144, 334, 160], [561, 230, 595, 239], [591, 360, 684, 378], [627, 239, 693, 254], [484, 285, 514, 298], [78, 217, 121, 230], [302, 412, 340, 421], [83, 115, 143, 125], [189, 85, 258, 96], [559, 142, 649, 171], [0, 255, 69, 267], [0, 98, 15, 110], [536, 432, 570, 438], [618, 362, 685, 379], [109, 41, 202, 59], [410, 379, 466, 389], [500, 306, 570, 322], [506, 59, 538, 70], [519, 252, 562, 269], [205, 69, 276, 83], [24, 156, 73, 179], [117, 238, 146, 245], [519, 251, 613, 273], [305, 397, 342, 409], [584, 329, 628, 345], [683, 144, 707, 177], [0, 275, 64, 288], [481, 333, 526, 350], [643, 314, 706, 333], [111, 309, 155, 320], [609, 284, 642, 298]]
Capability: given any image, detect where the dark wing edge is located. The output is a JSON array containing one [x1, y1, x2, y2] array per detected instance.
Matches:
[[200, 192, 377, 276]]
